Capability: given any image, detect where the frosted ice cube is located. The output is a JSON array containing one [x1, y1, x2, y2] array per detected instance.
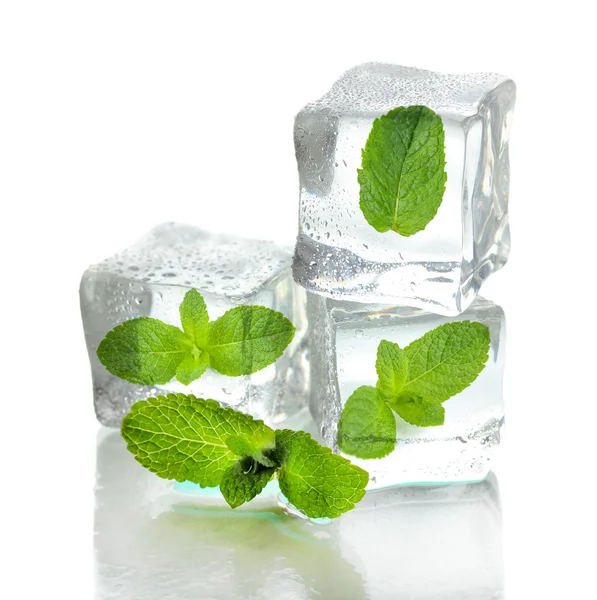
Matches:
[[308, 294, 505, 488], [80, 223, 308, 427], [293, 63, 515, 315], [96, 429, 503, 600]]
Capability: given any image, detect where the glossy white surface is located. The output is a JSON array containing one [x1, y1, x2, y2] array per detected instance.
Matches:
[[96, 430, 503, 599]]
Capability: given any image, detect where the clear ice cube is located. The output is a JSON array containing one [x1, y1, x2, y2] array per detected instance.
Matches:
[[80, 223, 309, 427], [293, 63, 516, 315], [308, 294, 505, 488]]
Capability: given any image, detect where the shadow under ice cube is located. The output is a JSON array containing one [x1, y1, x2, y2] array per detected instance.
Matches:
[[293, 63, 515, 315], [80, 223, 308, 427], [308, 294, 505, 489]]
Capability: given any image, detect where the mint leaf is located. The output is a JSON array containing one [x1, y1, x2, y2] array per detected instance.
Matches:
[[402, 321, 490, 402], [337, 386, 396, 459], [388, 392, 445, 426], [275, 429, 368, 519], [358, 105, 447, 236], [121, 394, 368, 518], [97, 318, 193, 385], [175, 348, 209, 385], [121, 393, 275, 487], [206, 306, 295, 376], [179, 289, 210, 347], [376, 340, 408, 398], [219, 458, 276, 508]]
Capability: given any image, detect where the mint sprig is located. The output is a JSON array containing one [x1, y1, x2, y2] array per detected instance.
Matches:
[[97, 289, 296, 386], [122, 393, 368, 519], [358, 105, 447, 236], [338, 321, 490, 459]]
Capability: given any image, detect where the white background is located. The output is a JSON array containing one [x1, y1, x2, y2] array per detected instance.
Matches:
[[1, 1, 595, 598]]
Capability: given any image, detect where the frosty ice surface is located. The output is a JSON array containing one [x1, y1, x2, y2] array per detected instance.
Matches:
[[308, 294, 505, 488], [293, 63, 515, 315], [80, 224, 308, 427]]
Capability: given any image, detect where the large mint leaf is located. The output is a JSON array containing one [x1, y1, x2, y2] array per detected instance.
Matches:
[[206, 306, 295, 376], [275, 429, 368, 519], [358, 105, 447, 236], [337, 386, 396, 459], [402, 321, 491, 402], [97, 318, 193, 385], [121, 394, 275, 487]]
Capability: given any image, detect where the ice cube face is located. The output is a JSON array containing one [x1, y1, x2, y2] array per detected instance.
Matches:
[[308, 294, 505, 489], [293, 63, 516, 315], [80, 224, 309, 427]]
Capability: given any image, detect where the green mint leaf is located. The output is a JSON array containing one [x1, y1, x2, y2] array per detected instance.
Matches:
[[376, 340, 409, 398], [97, 318, 193, 385], [337, 386, 396, 459], [225, 425, 277, 468], [402, 321, 490, 402], [358, 105, 447, 236], [388, 392, 445, 427], [206, 306, 295, 376], [121, 393, 275, 487], [275, 429, 368, 519], [175, 348, 209, 385], [219, 458, 276, 509], [179, 289, 210, 347]]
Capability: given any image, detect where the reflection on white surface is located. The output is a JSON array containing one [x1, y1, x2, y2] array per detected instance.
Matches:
[[95, 429, 503, 600]]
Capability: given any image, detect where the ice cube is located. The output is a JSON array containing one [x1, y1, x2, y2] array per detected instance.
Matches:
[[80, 223, 309, 427], [293, 63, 515, 315], [308, 294, 505, 488]]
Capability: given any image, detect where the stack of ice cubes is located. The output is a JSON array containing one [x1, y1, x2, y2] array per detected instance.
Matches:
[[294, 63, 515, 488], [80, 61, 515, 491]]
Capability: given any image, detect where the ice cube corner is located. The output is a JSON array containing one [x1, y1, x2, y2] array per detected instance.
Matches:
[[80, 223, 308, 427], [293, 63, 515, 315]]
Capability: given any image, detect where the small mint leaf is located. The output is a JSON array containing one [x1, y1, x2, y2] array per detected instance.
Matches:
[[219, 458, 276, 509], [358, 105, 447, 236], [376, 340, 409, 398], [179, 289, 210, 347], [388, 392, 445, 427], [175, 349, 209, 385], [275, 429, 368, 519], [97, 318, 193, 385], [121, 393, 274, 487], [402, 321, 491, 402], [337, 385, 396, 459], [206, 306, 295, 376]]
